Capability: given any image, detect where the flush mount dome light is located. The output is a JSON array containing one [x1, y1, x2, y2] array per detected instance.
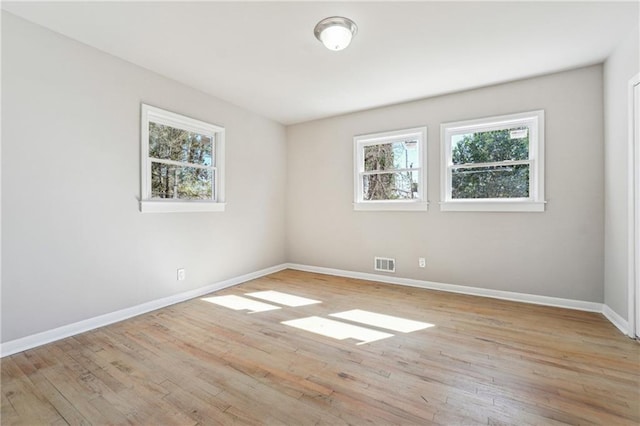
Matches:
[[314, 16, 357, 51]]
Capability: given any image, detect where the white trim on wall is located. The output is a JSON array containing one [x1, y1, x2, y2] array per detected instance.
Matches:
[[439, 110, 546, 212], [353, 126, 428, 211], [603, 304, 630, 335], [0, 264, 288, 357], [287, 263, 602, 312], [139, 103, 226, 213], [628, 72, 640, 338], [287, 264, 634, 335]]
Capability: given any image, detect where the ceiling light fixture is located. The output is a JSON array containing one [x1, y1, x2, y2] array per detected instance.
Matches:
[[314, 16, 358, 51]]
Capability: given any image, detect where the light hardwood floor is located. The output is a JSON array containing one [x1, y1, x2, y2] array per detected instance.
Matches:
[[2, 269, 639, 425]]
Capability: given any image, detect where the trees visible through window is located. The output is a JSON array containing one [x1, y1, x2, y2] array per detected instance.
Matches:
[[149, 122, 214, 200], [441, 110, 545, 212], [451, 127, 530, 199], [140, 104, 225, 213], [354, 127, 428, 211], [363, 141, 419, 200]]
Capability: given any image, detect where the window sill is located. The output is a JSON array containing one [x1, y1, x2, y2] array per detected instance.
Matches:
[[354, 201, 429, 211], [139, 200, 226, 213], [440, 200, 546, 212]]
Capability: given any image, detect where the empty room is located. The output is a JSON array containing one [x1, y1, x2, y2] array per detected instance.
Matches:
[[2, 1, 639, 425]]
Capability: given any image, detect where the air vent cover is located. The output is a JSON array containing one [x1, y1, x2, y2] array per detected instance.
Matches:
[[374, 257, 395, 273]]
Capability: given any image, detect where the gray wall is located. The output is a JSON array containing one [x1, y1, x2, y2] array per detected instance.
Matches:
[[287, 65, 605, 302], [1, 13, 287, 342], [604, 24, 640, 319], [3, 10, 628, 345]]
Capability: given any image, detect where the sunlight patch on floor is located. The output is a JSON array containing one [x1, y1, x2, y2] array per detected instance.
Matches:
[[201, 295, 280, 313], [245, 290, 321, 307], [329, 309, 434, 333], [282, 316, 394, 345], [204, 290, 433, 345]]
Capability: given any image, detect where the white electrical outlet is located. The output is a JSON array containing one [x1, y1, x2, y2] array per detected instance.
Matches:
[[418, 258, 426, 268], [177, 268, 186, 281]]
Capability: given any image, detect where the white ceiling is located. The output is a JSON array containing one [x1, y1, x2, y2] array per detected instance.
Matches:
[[3, 1, 638, 125]]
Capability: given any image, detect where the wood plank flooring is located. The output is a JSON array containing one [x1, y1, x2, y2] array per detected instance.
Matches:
[[2, 269, 639, 425]]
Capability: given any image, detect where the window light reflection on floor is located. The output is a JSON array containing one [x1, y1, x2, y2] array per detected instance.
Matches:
[[201, 295, 280, 313], [203, 290, 434, 346], [282, 316, 394, 345], [329, 309, 434, 333], [245, 290, 321, 307]]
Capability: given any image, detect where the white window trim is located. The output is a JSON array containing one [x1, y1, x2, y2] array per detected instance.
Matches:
[[440, 110, 545, 212], [139, 104, 226, 213], [353, 127, 428, 211]]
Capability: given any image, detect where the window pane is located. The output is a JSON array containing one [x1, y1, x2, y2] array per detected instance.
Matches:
[[364, 140, 419, 171], [151, 162, 213, 200], [452, 164, 529, 199], [363, 171, 419, 200], [149, 122, 213, 166], [451, 127, 528, 165]]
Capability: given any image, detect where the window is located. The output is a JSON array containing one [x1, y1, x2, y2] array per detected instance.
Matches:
[[353, 127, 428, 211], [139, 104, 225, 213], [440, 110, 545, 212]]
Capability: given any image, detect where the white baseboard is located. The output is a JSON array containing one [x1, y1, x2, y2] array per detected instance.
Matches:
[[286, 263, 603, 312], [602, 304, 630, 335], [287, 263, 640, 336], [0, 264, 288, 358], [2, 263, 628, 357]]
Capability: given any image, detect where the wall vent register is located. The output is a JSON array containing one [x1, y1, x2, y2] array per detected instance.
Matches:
[[374, 257, 396, 273]]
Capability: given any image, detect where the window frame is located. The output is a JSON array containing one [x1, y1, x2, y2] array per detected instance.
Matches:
[[440, 110, 545, 212], [353, 126, 428, 211], [139, 104, 225, 213]]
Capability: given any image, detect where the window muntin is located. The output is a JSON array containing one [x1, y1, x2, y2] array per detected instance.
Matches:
[[354, 127, 427, 211], [140, 104, 225, 213], [441, 111, 544, 212]]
